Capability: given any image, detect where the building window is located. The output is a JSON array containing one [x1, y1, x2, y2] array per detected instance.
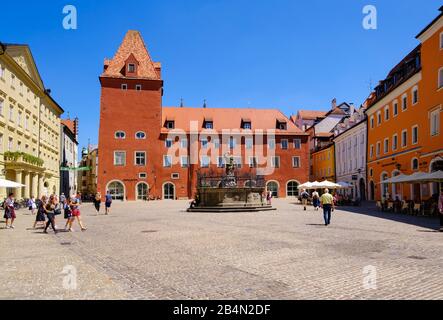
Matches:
[[135, 131, 146, 139], [204, 121, 213, 129], [392, 134, 398, 151], [201, 138, 208, 149], [245, 138, 253, 150], [0, 65, 4, 79], [384, 138, 389, 154], [181, 139, 188, 149], [271, 156, 280, 168], [277, 121, 287, 130], [412, 158, 419, 171], [430, 109, 440, 136], [114, 151, 126, 166], [249, 157, 258, 168], [268, 138, 275, 149], [200, 156, 210, 168], [234, 157, 242, 168], [439, 68, 443, 89], [135, 84, 142, 91], [393, 101, 398, 116], [139, 173, 147, 179], [402, 94, 407, 111], [229, 137, 236, 149], [293, 139, 301, 149], [401, 130, 407, 148], [384, 107, 389, 121], [171, 173, 180, 180], [135, 151, 146, 166], [8, 137, 13, 151], [9, 106, 13, 122], [180, 156, 189, 168], [165, 139, 173, 148], [217, 156, 225, 168], [281, 139, 288, 150], [128, 64, 136, 73], [165, 121, 175, 129], [292, 156, 300, 168], [377, 112, 381, 125], [115, 131, 126, 139], [376, 142, 381, 157], [25, 116, 29, 130], [121, 84, 128, 90], [412, 125, 418, 145], [163, 155, 172, 167], [412, 87, 418, 105], [370, 116, 374, 129], [243, 122, 251, 129], [0, 99, 3, 116], [370, 145, 374, 158]]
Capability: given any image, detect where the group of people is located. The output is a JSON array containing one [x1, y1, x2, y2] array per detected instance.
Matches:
[[91, 191, 113, 215], [300, 188, 335, 226]]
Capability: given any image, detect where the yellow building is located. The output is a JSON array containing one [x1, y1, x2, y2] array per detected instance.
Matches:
[[0, 43, 63, 200], [311, 144, 335, 182], [78, 146, 98, 197]]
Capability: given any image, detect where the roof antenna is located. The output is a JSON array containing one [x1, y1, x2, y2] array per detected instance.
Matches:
[[67, 111, 70, 119], [203, 99, 207, 108], [180, 98, 184, 108]]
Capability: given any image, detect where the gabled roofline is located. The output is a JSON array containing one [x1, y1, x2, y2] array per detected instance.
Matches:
[[416, 6, 443, 39]]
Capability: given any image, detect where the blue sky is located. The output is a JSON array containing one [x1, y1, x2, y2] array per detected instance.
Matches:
[[0, 0, 441, 151]]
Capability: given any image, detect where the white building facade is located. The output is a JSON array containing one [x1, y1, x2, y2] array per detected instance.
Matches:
[[334, 111, 367, 201]]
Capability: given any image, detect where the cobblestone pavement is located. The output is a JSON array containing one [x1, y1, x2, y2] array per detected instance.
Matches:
[[1, 199, 442, 300]]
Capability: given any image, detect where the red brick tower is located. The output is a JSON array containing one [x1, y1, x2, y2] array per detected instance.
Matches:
[[98, 30, 163, 200]]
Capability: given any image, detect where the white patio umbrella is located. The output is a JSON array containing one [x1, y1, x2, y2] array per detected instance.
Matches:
[[394, 172, 428, 184], [424, 170, 443, 182], [317, 180, 341, 189], [380, 174, 408, 184], [0, 179, 25, 188], [298, 182, 313, 189]]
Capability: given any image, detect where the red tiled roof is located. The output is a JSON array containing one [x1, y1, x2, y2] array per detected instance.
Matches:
[[61, 119, 75, 135], [101, 30, 160, 80], [161, 107, 306, 135], [297, 110, 327, 120]]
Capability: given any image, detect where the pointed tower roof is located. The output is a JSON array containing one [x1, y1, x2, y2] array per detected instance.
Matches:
[[101, 30, 161, 80]]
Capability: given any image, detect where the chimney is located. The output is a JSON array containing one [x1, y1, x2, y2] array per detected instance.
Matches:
[[331, 98, 337, 109], [203, 99, 207, 108]]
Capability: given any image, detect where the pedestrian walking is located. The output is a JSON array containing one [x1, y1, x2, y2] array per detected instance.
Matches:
[[43, 195, 59, 234], [301, 189, 310, 211], [66, 194, 87, 231], [33, 195, 47, 229], [63, 197, 73, 231], [312, 190, 320, 211], [266, 190, 272, 206], [93, 192, 102, 214], [105, 190, 113, 215], [3, 193, 16, 229], [320, 189, 335, 226], [438, 189, 443, 232], [28, 196, 37, 215], [60, 193, 66, 204]]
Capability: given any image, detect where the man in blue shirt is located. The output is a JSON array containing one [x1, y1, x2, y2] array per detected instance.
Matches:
[[105, 190, 113, 215]]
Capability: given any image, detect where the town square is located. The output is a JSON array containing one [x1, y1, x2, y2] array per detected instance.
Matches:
[[0, 1, 442, 303]]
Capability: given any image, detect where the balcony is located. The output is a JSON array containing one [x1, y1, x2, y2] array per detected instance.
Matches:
[[4, 151, 44, 170]]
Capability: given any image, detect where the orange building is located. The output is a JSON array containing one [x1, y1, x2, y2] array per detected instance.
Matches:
[[366, 7, 443, 201], [98, 31, 310, 200], [311, 144, 335, 182]]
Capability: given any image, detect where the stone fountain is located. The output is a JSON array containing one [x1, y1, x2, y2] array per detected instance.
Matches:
[[187, 154, 275, 212]]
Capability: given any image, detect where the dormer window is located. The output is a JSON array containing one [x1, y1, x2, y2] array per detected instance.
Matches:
[[165, 121, 175, 129], [204, 121, 213, 129], [121, 84, 128, 90], [136, 84, 142, 91], [276, 119, 287, 130], [128, 63, 136, 73], [241, 118, 252, 129]]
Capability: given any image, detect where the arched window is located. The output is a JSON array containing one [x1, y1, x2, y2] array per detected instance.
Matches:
[[107, 181, 125, 200], [115, 131, 126, 139], [411, 158, 419, 171], [266, 181, 279, 198], [135, 131, 146, 139], [286, 181, 299, 197], [136, 182, 149, 200], [163, 183, 175, 200]]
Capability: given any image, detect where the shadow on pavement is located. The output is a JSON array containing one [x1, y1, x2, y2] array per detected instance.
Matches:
[[337, 203, 439, 231]]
